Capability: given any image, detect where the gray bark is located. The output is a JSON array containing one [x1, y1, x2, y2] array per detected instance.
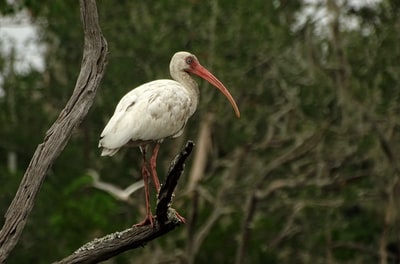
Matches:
[[0, 0, 108, 262]]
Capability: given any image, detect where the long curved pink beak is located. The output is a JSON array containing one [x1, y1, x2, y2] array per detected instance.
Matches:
[[190, 63, 241, 118]]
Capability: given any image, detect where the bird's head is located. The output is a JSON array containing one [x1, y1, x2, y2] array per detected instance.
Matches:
[[170, 51, 240, 118], [170, 51, 199, 73]]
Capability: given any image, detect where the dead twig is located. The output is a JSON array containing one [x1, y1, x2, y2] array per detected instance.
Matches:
[[54, 141, 194, 264], [235, 128, 326, 264], [87, 169, 144, 204]]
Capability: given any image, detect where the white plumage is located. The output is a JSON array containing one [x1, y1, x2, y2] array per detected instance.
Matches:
[[99, 80, 194, 156], [98, 51, 240, 226], [99, 51, 240, 157]]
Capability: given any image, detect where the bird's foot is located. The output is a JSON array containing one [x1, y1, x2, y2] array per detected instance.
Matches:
[[133, 214, 155, 228], [174, 211, 186, 224]]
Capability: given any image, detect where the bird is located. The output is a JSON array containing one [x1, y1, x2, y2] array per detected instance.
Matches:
[[98, 51, 240, 227]]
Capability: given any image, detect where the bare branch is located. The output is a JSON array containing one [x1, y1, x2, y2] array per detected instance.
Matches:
[[188, 148, 244, 264], [234, 193, 256, 264], [87, 169, 144, 203], [54, 141, 194, 264], [185, 114, 214, 264], [156, 141, 194, 224], [235, 129, 326, 264], [0, 0, 108, 261], [186, 113, 214, 193], [269, 202, 304, 248]]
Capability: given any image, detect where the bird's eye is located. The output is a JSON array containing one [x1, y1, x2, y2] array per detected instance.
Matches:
[[186, 57, 193, 65]]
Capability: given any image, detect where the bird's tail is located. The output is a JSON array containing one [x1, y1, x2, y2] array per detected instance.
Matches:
[[100, 147, 119, 156]]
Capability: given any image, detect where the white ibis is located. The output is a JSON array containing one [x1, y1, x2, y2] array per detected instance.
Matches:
[[99, 51, 240, 227]]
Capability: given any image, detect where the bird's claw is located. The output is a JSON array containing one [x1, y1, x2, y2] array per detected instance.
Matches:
[[133, 214, 156, 228], [175, 211, 186, 224]]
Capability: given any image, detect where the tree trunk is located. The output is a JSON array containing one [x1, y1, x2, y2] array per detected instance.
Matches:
[[0, 0, 108, 261]]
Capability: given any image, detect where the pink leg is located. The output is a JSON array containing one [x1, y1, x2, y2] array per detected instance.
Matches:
[[150, 142, 161, 193], [150, 143, 186, 223], [134, 146, 155, 227]]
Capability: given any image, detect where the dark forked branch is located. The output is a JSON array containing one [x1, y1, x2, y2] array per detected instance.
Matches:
[[55, 141, 194, 264]]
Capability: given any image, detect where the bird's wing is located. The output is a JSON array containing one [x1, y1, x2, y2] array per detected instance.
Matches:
[[99, 80, 193, 151]]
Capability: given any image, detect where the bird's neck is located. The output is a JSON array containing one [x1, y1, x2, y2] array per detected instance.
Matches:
[[173, 71, 200, 115]]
